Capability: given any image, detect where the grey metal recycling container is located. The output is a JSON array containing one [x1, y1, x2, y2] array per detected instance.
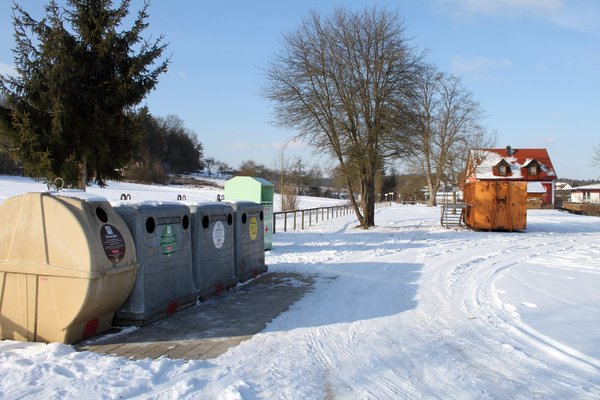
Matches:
[[113, 202, 195, 325], [226, 201, 268, 282], [188, 202, 237, 299]]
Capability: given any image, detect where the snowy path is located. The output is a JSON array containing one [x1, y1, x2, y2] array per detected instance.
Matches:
[[1, 204, 599, 399], [190, 206, 600, 399]]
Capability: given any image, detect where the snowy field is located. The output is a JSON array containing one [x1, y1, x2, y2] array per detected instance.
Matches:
[[0, 175, 344, 211], [1, 176, 599, 399]]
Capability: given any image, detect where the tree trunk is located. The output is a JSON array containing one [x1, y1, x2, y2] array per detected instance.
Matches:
[[360, 174, 376, 228], [426, 174, 436, 207], [78, 155, 87, 191], [346, 178, 365, 226]]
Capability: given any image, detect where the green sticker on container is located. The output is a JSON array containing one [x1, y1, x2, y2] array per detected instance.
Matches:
[[160, 225, 177, 255], [249, 216, 258, 240]]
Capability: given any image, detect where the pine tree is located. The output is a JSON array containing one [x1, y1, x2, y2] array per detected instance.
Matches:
[[0, 0, 168, 188]]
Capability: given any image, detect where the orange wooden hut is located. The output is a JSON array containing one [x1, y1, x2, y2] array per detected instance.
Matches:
[[463, 146, 557, 231]]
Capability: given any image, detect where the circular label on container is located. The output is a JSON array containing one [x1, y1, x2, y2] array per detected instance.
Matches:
[[213, 220, 225, 249], [161, 225, 177, 255], [249, 216, 258, 240], [100, 224, 126, 264]]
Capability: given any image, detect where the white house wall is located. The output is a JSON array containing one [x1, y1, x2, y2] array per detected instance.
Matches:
[[571, 191, 600, 203]]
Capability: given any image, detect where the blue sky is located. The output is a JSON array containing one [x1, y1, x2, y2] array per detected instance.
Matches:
[[1, 0, 599, 179]]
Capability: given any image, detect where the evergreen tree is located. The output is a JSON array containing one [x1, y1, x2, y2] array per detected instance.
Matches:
[[0, 0, 168, 188]]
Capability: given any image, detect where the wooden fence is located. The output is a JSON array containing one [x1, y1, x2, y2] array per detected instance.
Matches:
[[561, 201, 600, 217], [273, 202, 394, 233], [273, 204, 353, 233]]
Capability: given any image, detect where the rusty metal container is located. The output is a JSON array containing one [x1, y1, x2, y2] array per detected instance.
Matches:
[[464, 181, 527, 231]]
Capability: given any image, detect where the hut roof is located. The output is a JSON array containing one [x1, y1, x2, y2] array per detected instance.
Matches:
[[467, 147, 556, 182]]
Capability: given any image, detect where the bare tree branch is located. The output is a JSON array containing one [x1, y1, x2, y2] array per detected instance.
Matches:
[[402, 67, 491, 206], [263, 7, 420, 227]]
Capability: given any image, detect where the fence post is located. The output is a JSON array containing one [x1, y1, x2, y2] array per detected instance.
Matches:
[[294, 211, 297, 230], [284, 212, 287, 232], [273, 215, 277, 234], [316, 208, 319, 223], [301, 210, 305, 229]]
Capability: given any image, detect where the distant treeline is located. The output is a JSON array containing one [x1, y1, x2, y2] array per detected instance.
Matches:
[[125, 107, 204, 184]]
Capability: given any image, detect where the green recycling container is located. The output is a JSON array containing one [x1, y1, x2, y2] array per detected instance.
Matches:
[[224, 177, 274, 250]]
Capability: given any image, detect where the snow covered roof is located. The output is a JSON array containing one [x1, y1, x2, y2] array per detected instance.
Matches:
[[571, 184, 600, 191], [467, 148, 556, 182], [555, 182, 573, 190], [527, 182, 547, 193]]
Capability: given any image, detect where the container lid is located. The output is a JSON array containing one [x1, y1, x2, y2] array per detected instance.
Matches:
[[52, 190, 108, 203]]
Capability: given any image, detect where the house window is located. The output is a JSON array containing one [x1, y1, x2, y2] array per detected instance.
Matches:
[[494, 159, 512, 177], [528, 165, 538, 175], [584, 192, 591, 201]]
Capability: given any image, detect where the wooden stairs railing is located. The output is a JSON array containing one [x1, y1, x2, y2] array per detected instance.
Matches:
[[440, 203, 466, 228]]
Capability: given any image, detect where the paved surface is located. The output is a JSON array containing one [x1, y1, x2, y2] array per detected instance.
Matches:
[[77, 273, 315, 361]]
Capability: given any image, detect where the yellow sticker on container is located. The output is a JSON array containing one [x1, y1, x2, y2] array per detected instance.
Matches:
[[249, 216, 258, 240]]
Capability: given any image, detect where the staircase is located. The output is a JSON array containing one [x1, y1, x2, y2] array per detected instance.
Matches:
[[440, 203, 465, 228]]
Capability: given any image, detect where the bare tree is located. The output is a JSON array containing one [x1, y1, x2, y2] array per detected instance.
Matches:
[[445, 128, 496, 189], [264, 7, 421, 227], [593, 144, 600, 168], [289, 157, 312, 196], [274, 143, 299, 211], [405, 67, 488, 206], [204, 157, 217, 178], [236, 160, 272, 179], [216, 161, 232, 178]]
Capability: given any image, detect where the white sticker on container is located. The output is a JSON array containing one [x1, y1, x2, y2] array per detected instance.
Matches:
[[213, 220, 225, 249]]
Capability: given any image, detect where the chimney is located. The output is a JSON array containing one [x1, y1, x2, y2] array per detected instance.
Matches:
[[506, 145, 512, 156]]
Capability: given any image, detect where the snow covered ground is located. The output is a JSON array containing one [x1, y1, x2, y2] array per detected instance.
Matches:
[[0, 175, 344, 211], [1, 176, 599, 399]]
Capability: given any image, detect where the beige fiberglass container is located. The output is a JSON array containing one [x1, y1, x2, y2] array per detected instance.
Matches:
[[0, 192, 138, 344]]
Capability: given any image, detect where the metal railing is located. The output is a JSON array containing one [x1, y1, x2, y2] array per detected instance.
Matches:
[[273, 204, 354, 233]]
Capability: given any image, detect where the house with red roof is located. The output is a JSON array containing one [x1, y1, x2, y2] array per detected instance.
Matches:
[[465, 146, 557, 206]]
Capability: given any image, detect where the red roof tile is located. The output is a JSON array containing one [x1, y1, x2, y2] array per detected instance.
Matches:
[[466, 147, 556, 182]]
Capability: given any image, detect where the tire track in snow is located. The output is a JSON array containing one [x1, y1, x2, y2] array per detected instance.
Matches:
[[301, 322, 421, 400], [441, 235, 600, 397], [262, 208, 600, 398], [272, 216, 428, 399], [390, 224, 600, 398]]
